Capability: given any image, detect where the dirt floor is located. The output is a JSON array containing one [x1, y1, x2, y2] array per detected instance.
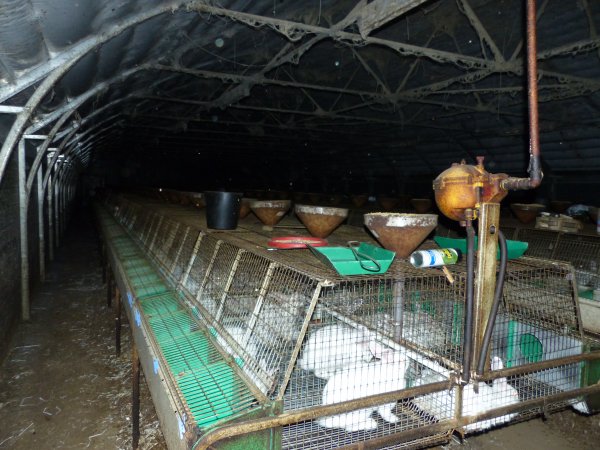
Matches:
[[1, 208, 600, 449]]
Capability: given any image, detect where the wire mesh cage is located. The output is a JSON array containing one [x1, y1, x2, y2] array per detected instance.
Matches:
[[101, 193, 600, 449]]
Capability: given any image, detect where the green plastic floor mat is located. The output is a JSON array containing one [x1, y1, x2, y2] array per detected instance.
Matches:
[[178, 361, 242, 427], [128, 272, 170, 298], [161, 332, 211, 373], [140, 294, 181, 315], [122, 257, 153, 271], [148, 310, 194, 342]]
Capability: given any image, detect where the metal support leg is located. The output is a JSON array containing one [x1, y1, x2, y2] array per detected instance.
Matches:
[[106, 268, 113, 308], [132, 345, 141, 450], [18, 139, 30, 321], [37, 167, 45, 282], [101, 244, 107, 284], [115, 285, 121, 357]]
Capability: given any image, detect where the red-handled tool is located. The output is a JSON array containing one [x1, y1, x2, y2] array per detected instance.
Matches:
[[267, 236, 328, 249]]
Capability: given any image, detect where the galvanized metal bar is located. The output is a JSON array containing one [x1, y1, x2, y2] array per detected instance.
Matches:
[[0, 105, 24, 113], [147, 216, 164, 258], [194, 379, 452, 450], [36, 164, 45, 282], [241, 261, 278, 347], [26, 112, 74, 199], [214, 248, 246, 324], [115, 284, 122, 357], [47, 172, 54, 261], [17, 139, 30, 321], [179, 231, 204, 290], [107, 264, 113, 308], [472, 203, 500, 376], [169, 225, 190, 276], [510, 0, 549, 61], [349, 48, 392, 95], [276, 281, 324, 400], [189, 2, 492, 69], [196, 240, 223, 303], [325, 307, 454, 377], [457, 0, 505, 62], [132, 344, 141, 450], [354, 0, 431, 37]]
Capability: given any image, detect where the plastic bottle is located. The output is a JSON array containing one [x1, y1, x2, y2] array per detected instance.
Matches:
[[410, 248, 460, 268]]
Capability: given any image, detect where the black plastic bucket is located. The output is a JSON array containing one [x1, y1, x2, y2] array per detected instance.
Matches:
[[204, 191, 243, 230]]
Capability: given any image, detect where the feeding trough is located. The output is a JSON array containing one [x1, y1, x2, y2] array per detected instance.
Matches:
[[364, 213, 438, 258], [250, 200, 291, 227], [411, 198, 432, 213], [295, 204, 349, 238], [510, 203, 545, 224]]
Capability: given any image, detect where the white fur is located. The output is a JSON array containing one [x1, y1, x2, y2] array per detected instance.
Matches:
[[317, 349, 408, 432], [413, 356, 520, 432], [298, 324, 376, 379]]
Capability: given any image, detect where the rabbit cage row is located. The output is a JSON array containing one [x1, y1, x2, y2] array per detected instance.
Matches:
[[102, 192, 600, 450]]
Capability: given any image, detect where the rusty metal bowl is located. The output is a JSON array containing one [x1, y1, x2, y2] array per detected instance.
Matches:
[[250, 200, 291, 226], [295, 204, 349, 238], [364, 213, 438, 258]]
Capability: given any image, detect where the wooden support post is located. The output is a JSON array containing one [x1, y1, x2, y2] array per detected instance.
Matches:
[[115, 285, 121, 356], [132, 345, 141, 450]]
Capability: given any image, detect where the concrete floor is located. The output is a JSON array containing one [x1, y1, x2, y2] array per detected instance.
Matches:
[[0, 208, 599, 449]]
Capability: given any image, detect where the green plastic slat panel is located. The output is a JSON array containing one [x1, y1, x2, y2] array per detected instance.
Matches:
[[128, 272, 170, 298], [140, 293, 182, 315], [178, 361, 241, 427], [161, 332, 211, 373], [97, 206, 258, 431], [147, 310, 193, 341]]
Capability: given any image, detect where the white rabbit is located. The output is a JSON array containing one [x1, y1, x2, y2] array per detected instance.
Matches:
[[214, 325, 277, 396], [412, 356, 520, 432], [317, 348, 408, 432], [298, 324, 377, 379]]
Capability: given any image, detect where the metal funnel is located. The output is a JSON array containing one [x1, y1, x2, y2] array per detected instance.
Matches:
[[364, 213, 438, 258], [295, 204, 349, 238], [250, 200, 291, 226]]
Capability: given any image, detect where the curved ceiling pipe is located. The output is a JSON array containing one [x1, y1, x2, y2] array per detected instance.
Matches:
[[25, 111, 77, 202]]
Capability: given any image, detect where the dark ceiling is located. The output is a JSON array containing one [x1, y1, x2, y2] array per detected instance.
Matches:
[[1, 0, 599, 197]]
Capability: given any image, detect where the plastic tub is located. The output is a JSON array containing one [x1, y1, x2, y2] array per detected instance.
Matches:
[[204, 191, 243, 230]]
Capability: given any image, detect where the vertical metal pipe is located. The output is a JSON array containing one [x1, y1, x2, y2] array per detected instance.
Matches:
[[47, 171, 54, 260], [132, 345, 141, 450], [36, 166, 45, 281], [527, 0, 540, 160], [115, 284, 121, 356], [462, 221, 475, 383], [18, 139, 30, 321], [392, 280, 404, 342], [54, 170, 59, 247]]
